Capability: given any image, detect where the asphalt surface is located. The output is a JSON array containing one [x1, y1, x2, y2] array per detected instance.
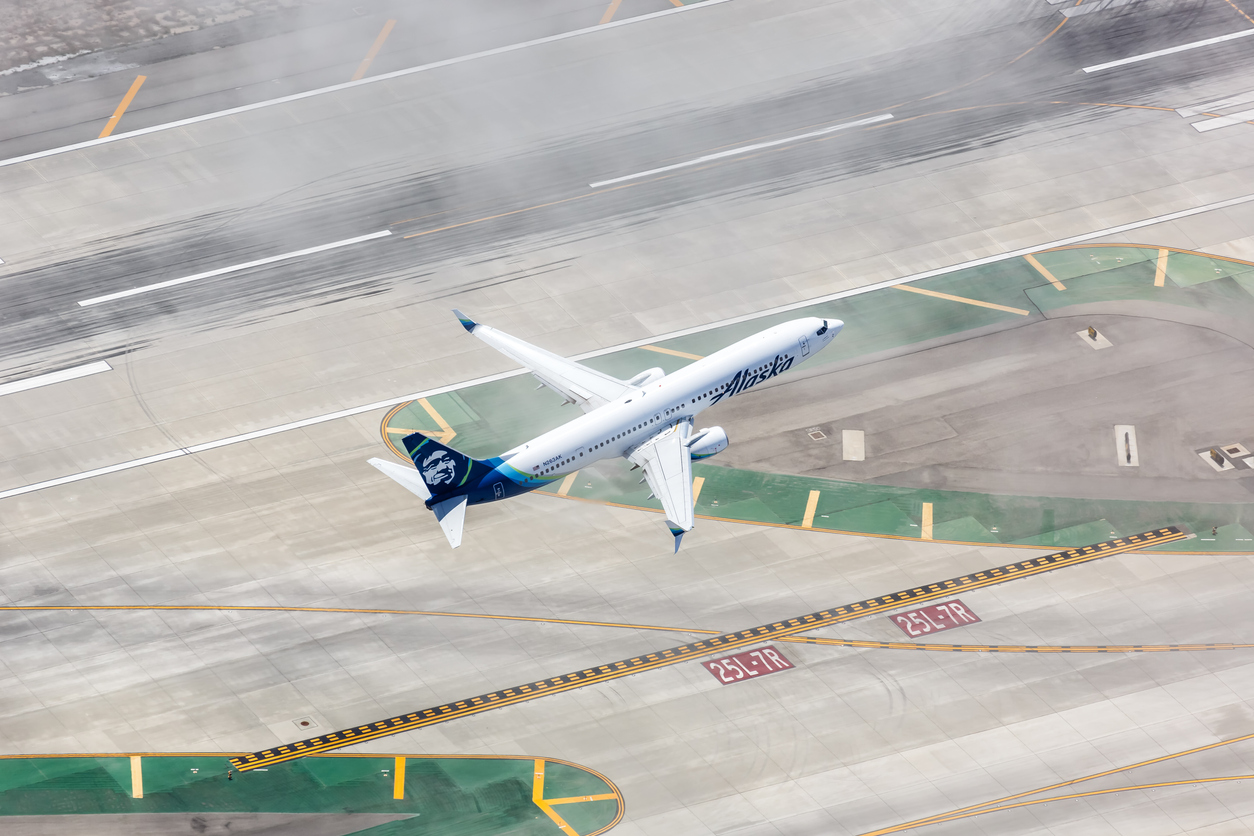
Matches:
[[2, 0, 1254, 369], [5, 0, 1254, 834]]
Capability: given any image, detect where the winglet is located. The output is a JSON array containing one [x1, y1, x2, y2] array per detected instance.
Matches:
[[667, 521, 686, 553], [452, 309, 477, 333]]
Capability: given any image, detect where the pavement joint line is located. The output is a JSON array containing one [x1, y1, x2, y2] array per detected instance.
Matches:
[[0, 360, 112, 397], [77, 230, 392, 306], [9, 189, 1254, 501], [0, 0, 733, 170], [1083, 27, 1254, 72], [588, 113, 894, 187], [229, 527, 1184, 770]]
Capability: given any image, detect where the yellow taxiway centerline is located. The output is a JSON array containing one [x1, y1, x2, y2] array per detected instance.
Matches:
[[801, 490, 820, 528], [599, 0, 624, 24], [896, 285, 1030, 315], [352, 20, 397, 81], [640, 344, 704, 360], [99, 75, 147, 138], [533, 759, 579, 835], [860, 729, 1254, 835], [1155, 247, 1169, 286], [1023, 253, 1066, 290]]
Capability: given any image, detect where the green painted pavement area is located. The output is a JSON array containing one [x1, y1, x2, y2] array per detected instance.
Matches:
[[0, 754, 621, 836], [385, 245, 1254, 553]]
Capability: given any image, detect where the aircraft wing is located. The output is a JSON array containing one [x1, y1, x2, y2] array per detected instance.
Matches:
[[454, 310, 629, 412], [628, 425, 695, 552]]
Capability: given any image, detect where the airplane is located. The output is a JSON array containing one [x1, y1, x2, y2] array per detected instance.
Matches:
[[368, 310, 842, 551]]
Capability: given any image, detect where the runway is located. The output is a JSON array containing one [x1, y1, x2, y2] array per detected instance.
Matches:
[[4, 0, 1254, 832]]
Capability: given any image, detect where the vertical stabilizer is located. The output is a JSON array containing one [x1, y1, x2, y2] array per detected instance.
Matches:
[[402, 433, 495, 500]]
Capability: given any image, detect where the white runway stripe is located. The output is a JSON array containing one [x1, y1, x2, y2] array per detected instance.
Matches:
[[0, 361, 112, 397], [8, 189, 1254, 501], [1177, 89, 1254, 118], [1062, 0, 1139, 16], [0, 0, 733, 171], [77, 231, 391, 306], [588, 114, 893, 188], [1084, 28, 1254, 72], [1190, 106, 1254, 132]]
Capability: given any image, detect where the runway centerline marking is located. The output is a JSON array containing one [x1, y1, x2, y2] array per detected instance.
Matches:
[[228, 528, 1185, 771], [0, 0, 732, 170], [76, 231, 391, 306], [588, 114, 893, 188], [352, 19, 397, 81], [99, 75, 146, 138], [0, 361, 112, 397], [11, 190, 1254, 502], [895, 285, 1031, 315], [1082, 27, 1254, 72]]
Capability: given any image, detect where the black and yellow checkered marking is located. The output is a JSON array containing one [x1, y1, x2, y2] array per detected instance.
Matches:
[[231, 527, 1184, 771]]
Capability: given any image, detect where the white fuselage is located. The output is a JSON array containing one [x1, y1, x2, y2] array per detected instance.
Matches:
[[503, 317, 841, 483]]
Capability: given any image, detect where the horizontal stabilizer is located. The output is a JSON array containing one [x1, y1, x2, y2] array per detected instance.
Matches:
[[368, 457, 432, 501], [369, 457, 468, 548], [431, 495, 468, 549]]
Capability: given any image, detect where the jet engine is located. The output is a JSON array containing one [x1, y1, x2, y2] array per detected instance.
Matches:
[[627, 367, 665, 387], [686, 426, 729, 460]]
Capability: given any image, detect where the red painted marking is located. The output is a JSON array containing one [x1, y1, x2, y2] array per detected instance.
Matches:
[[891, 599, 981, 637], [701, 646, 794, 685]]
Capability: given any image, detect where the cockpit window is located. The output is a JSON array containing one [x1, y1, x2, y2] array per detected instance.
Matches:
[[816, 320, 828, 336]]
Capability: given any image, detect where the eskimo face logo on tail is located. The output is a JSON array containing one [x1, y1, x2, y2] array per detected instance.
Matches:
[[710, 354, 794, 405], [420, 450, 461, 488]]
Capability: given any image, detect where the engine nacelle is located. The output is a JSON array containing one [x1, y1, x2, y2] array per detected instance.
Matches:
[[687, 426, 729, 461], [627, 367, 665, 387]]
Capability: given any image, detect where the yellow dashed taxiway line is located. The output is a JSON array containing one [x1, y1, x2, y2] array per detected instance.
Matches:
[[230, 528, 1184, 771], [860, 729, 1254, 835]]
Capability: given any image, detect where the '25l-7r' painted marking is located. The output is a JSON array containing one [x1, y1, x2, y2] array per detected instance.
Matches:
[[892, 600, 980, 637], [701, 645, 793, 685]]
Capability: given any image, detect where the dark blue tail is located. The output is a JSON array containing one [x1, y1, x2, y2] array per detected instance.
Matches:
[[401, 433, 496, 501]]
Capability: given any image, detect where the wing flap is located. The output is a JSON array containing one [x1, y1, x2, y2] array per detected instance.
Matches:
[[629, 425, 695, 550], [456, 310, 629, 412]]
